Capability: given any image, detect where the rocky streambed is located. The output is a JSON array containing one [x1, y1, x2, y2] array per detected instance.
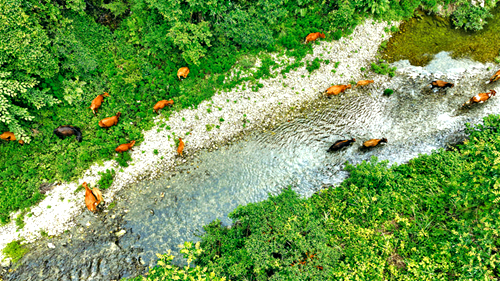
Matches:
[[2, 49, 499, 280]]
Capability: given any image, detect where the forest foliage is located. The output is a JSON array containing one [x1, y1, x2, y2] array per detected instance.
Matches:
[[135, 114, 500, 280], [0, 0, 498, 225]]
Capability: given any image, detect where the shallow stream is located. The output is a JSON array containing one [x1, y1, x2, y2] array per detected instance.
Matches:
[[4, 52, 500, 280]]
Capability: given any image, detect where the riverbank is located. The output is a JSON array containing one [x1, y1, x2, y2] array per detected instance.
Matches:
[[0, 19, 396, 265]]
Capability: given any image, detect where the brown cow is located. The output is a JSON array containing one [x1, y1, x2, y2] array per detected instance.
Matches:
[[363, 138, 387, 148], [153, 100, 174, 114], [99, 112, 121, 128], [177, 137, 184, 157], [355, 80, 374, 88], [429, 80, 454, 90], [115, 140, 136, 153], [83, 182, 104, 213], [0, 131, 24, 144], [177, 67, 190, 81], [304, 32, 325, 44], [89, 92, 110, 116], [323, 84, 351, 97], [486, 69, 500, 84], [463, 90, 496, 107]]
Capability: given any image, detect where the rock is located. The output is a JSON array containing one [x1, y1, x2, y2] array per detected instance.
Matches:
[[115, 229, 126, 237], [48, 243, 55, 248], [1, 257, 12, 267]]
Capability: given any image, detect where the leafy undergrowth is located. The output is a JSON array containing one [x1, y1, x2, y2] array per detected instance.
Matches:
[[127, 242, 227, 281], [141, 114, 500, 280]]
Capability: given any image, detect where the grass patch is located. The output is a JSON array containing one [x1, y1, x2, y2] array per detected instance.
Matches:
[[97, 169, 116, 190], [2, 240, 29, 263], [142, 114, 500, 280]]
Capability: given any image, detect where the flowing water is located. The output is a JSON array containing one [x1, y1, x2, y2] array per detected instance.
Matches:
[[4, 52, 500, 280]]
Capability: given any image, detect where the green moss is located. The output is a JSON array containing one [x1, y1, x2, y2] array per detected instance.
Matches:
[[3, 240, 29, 263], [383, 6, 500, 65], [107, 201, 117, 210]]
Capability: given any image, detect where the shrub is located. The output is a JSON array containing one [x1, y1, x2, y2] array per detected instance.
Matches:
[[306, 58, 322, 73], [332, 29, 343, 40], [126, 242, 226, 281], [116, 152, 132, 167], [2, 240, 28, 263], [383, 88, 394, 96], [371, 62, 396, 77], [97, 169, 115, 190], [452, 3, 493, 31], [390, 25, 400, 33]]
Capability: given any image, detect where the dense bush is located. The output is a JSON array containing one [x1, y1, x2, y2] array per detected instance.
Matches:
[[452, 2, 494, 31], [2, 240, 28, 263], [371, 61, 397, 77], [306, 58, 323, 73], [128, 242, 227, 281], [97, 169, 116, 190], [184, 114, 500, 280]]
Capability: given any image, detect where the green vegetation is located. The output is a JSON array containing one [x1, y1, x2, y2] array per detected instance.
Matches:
[[15, 209, 29, 231], [2, 240, 29, 263], [128, 242, 226, 281], [1, 0, 498, 226], [140, 114, 500, 280], [383, 4, 500, 65], [107, 201, 117, 210], [206, 124, 215, 132], [371, 61, 397, 77], [384, 88, 394, 96], [97, 169, 116, 190], [305, 58, 323, 73]]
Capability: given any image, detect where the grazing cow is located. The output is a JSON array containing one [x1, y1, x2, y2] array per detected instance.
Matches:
[[177, 137, 184, 157], [115, 140, 136, 153], [54, 126, 82, 142], [323, 84, 351, 97], [89, 92, 110, 116], [83, 182, 104, 213], [153, 100, 174, 114], [0, 131, 24, 144], [304, 32, 325, 44], [177, 67, 190, 81], [99, 112, 121, 128]]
